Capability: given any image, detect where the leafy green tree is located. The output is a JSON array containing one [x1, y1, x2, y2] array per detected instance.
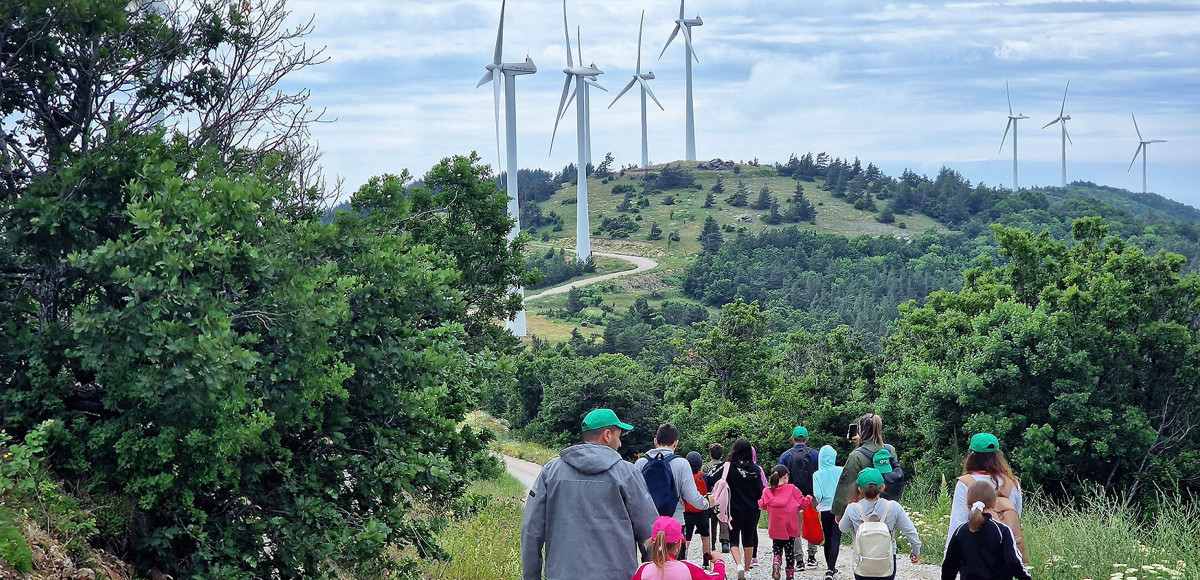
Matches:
[[648, 222, 663, 240], [699, 216, 724, 255], [882, 218, 1200, 496]]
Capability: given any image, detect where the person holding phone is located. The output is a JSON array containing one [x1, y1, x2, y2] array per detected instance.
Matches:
[[846, 422, 860, 447], [832, 414, 898, 521]]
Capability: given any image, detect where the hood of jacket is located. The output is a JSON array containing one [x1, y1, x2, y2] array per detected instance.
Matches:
[[761, 483, 799, 508], [813, 445, 843, 495], [559, 442, 623, 475]]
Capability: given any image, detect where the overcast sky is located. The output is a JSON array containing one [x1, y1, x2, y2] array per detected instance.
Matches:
[[281, 0, 1200, 209]]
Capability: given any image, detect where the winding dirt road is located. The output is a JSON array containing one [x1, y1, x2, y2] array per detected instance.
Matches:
[[525, 250, 658, 301]]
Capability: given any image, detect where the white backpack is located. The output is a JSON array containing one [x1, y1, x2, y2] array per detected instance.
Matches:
[[851, 500, 895, 578]]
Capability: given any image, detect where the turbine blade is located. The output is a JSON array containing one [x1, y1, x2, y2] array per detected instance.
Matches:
[[560, 87, 577, 121], [585, 77, 607, 92], [577, 26, 583, 69], [493, 71, 504, 171], [1000, 118, 1012, 152], [1132, 113, 1143, 141], [610, 78, 638, 108], [1128, 144, 1144, 172], [659, 24, 681, 60], [550, 76, 573, 154], [1064, 123, 1073, 145], [639, 77, 665, 110], [1006, 81, 1013, 116], [679, 0, 685, 20], [680, 25, 699, 62], [476, 70, 494, 88], [1060, 81, 1069, 117], [493, 0, 506, 66], [562, 0, 573, 68], [1042, 118, 1060, 130], [637, 11, 644, 74]]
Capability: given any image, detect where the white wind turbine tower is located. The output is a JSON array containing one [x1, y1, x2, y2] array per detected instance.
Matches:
[[1128, 114, 1166, 195], [550, 1, 604, 261], [555, 27, 605, 168], [1042, 82, 1073, 187], [659, 0, 702, 162], [477, 0, 536, 337], [999, 82, 1029, 189], [609, 11, 665, 168]]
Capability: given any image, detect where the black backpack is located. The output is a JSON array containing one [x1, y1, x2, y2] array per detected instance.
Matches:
[[857, 446, 905, 500], [641, 452, 680, 516], [785, 445, 817, 496]]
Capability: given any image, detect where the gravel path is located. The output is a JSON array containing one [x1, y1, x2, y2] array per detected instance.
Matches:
[[524, 250, 659, 301], [504, 455, 941, 580]]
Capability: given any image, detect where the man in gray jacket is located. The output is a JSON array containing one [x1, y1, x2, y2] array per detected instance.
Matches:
[[521, 408, 658, 580]]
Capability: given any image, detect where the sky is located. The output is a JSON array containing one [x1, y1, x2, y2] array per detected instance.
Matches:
[[280, 0, 1200, 209]]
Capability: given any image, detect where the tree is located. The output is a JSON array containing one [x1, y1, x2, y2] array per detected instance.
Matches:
[[703, 190, 716, 208], [699, 216, 724, 255], [711, 175, 725, 194], [752, 186, 773, 210], [784, 181, 816, 222], [594, 152, 615, 178], [763, 197, 783, 225], [566, 286, 586, 315], [648, 222, 663, 240], [882, 218, 1200, 497], [729, 180, 749, 207]]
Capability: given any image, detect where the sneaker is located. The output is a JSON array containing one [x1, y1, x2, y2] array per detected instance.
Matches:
[[721, 540, 731, 553], [751, 557, 758, 567], [824, 570, 837, 580], [808, 555, 818, 567], [786, 569, 795, 580], [772, 557, 782, 580], [736, 565, 746, 580]]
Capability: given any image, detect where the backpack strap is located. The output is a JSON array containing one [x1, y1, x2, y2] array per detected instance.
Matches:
[[721, 460, 731, 483]]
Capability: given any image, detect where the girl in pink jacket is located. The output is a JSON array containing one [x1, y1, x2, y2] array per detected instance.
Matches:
[[632, 517, 727, 580], [758, 465, 813, 580]]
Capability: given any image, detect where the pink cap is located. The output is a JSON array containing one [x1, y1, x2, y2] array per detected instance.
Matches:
[[651, 516, 684, 543]]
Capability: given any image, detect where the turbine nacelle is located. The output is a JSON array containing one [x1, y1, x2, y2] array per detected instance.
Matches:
[[564, 65, 602, 77], [679, 16, 703, 26], [502, 57, 537, 75], [1008, 114, 1029, 121], [639, 72, 656, 80]]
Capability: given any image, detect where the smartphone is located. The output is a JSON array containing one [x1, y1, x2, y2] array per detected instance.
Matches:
[[846, 422, 859, 441]]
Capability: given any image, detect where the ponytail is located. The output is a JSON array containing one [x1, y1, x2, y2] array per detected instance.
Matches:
[[769, 465, 789, 490], [647, 531, 682, 570], [966, 480, 998, 533]]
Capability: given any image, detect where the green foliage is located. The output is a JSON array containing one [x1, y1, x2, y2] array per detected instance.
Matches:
[[882, 218, 1200, 495], [595, 214, 641, 238], [526, 249, 594, 290], [0, 507, 33, 574]]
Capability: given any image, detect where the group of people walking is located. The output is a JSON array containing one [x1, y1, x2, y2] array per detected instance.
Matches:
[[520, 408, 1030, 580]]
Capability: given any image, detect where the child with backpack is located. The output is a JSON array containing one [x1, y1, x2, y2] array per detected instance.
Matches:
[[837, 468, 921, 580], [632, 516, 727, 580], [682, 451, 714, 568], [758, 465, 813, 580], [941, 480, 1030, 580]]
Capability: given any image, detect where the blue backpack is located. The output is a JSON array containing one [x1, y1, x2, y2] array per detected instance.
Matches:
[[641, 451, 679, 516]]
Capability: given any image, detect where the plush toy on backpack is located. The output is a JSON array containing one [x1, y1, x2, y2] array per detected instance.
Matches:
[[837, 468, 922, 579]]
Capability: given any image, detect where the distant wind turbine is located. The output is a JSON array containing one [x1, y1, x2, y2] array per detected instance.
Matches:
[[1128, 113, 1166, 194], [610, 11, 665, 169], [554, 27, 606, 168], [550, 0, 604, 261], [659, 0, 702, 162], [477, 0, 536, 336], [999, 82, 1029, 190], [1042, 82, 1073, 187]]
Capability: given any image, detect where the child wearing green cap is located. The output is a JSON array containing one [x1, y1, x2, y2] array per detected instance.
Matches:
[[946, 434, 1025, 562], [837, 468, 921, 580]]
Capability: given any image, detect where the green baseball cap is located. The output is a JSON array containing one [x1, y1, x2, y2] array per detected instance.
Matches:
[[581, 408, 634, 432], [856, 468, 884, 488], [792, 426, 809, 439], [872, 448, 893, 474], [969, 433, 1000, 453]]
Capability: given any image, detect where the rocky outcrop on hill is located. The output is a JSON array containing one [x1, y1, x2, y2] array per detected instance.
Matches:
[[697, 158, 736, 171]]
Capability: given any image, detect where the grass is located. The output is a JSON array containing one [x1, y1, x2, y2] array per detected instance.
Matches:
[[421, 473, 525, 580], [497, 441, 558, 466]]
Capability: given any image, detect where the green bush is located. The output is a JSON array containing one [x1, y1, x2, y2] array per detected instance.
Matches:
[[0, 507, 33, 573]]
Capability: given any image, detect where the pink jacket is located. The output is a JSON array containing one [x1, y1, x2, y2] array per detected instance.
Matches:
[[631, 558, 725, 580], [757, 483, 812, 540]]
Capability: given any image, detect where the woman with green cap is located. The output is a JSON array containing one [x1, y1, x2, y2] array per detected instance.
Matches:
[[946, 433, 1024, 560]]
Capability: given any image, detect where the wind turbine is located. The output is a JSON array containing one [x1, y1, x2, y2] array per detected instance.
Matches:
[[659, 0, 702, 162], [999, 82, 1029, 189], [550, 0, 604, 261], [1128, 114, 1166, 194], [477, 0, 536, 336], [1042, 82, 1073, 187], [610, 11, 664, 168]]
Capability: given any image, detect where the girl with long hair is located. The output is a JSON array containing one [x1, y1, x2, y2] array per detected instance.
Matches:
[[941, 481, 1030, 580], [758, 465, 813, 580], [946, 433, 1025, 560], [632, 516, 726, 580]]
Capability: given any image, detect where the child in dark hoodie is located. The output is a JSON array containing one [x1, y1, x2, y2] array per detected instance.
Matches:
[[759, 465, 812, 580], [941, 481, 1030, 580]]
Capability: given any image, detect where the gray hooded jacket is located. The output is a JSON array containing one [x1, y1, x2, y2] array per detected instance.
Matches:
[[521, 442, 658, 580]]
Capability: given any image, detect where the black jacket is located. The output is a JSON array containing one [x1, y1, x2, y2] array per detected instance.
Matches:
[[941, 514, 1031, 580], [716, 460, 764, 516]]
